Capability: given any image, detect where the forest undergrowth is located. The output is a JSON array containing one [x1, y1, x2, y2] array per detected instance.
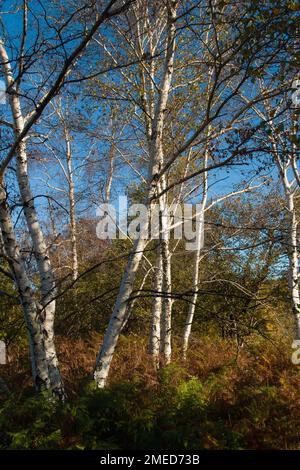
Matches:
[[1, 330, 299, 450]]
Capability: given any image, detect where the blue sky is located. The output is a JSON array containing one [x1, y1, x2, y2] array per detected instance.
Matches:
[[0, 0, 284, 239]]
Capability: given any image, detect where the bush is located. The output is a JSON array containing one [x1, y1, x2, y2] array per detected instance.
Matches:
[[1, 335, 300, 450]]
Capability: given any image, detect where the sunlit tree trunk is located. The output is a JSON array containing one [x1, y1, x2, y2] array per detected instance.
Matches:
[[182, 151, 208, 359], [94, 236, 148, 387], [160, 236, 172, 364], [160, 183, 172, 365], [272, 139, 300, 339], [149, 243, 163, 367], [64, 124, 79, 281], [94, 0, 178, 388], [0, 40, 64, 398], [0, 186, 50, 390], [286, 188, 300, 338]]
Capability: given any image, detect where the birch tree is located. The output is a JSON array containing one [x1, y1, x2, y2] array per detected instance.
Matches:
[[182, 150, 208, 359], [259, 105, 300, 338], [0, 39, 64, 397], [92, 0, 296, 385], [0, 185, 50, 390], [0, 0, 134, 395], [94, 0, 178, 387]]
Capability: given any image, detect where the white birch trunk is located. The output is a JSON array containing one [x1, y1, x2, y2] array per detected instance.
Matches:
[[65, 126, 79, 281], [159, 172, 172, 365], [182, 154, 208, 359], [160, 233, 172, 364], [105, 135, 115, 204], [94, 1, 178, 388], [0, 185, 50, 390], [286, 191, 300, 339], [182, 205, 205, 359], [272, 138, 300, 340], [16, 144, 64, 396], [149, 244, 163, 366], [94, 235, 148, 387], [0, 40, 64, 397]]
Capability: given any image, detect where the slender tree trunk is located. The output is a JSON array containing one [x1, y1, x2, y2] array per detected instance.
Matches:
[[149, 244, 163, 367], [105, 135, 115, 204], [65, 126, 78, 281], [182, 205, 205, 359], [159, 178, 172, 364], [287, 191, 300, 339], [160, 233, 172, 364], [273, 138, 300, 340], [182, 157, 208, 359], [0, 185, 50, 390], [94, 235, 148, 387], [16, 143, 64, 397], [94, 0, 178, 388], [0, 40, 64, 398]]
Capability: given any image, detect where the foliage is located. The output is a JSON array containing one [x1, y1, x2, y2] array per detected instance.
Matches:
[[1, 331, 300, 450]]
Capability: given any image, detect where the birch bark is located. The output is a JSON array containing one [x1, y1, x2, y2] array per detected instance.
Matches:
[[160, 186, 172, 365], [0, 185, 50, 390], [94, 0, 178, 388], [182, 151, 208, 359], [64, 124, 79, 281], [283, 172, 300, 338], [0, 40, 64, 397]]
